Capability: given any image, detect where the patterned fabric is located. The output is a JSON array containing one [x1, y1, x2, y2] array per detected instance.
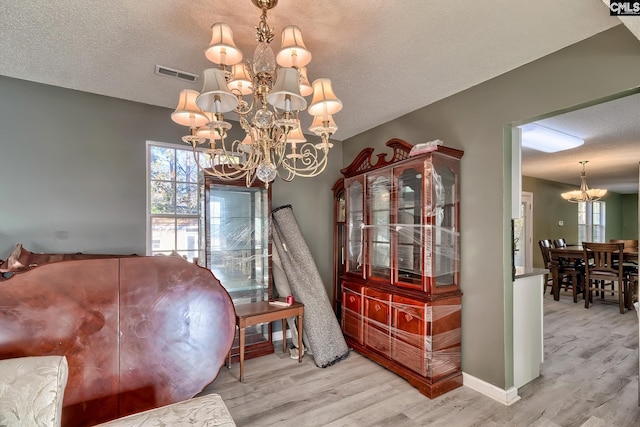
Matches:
[[0, 356, 235, 427], [94, 394, 236, 427], [0, 356, 68, 427]]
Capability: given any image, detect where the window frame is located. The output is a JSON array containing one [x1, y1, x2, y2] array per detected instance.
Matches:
[[578, 200, 606, 244], [146, 140, 202, 261]]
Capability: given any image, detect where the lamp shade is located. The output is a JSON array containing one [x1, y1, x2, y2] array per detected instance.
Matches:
[[287, 120, 307, 143], [298, 67, 313, 97], [308, 78, 342, 116], [267, 67, 307, 111], [205, 23, 243, 66], [196, 68, 238, 113], [309, 114, 338, 135], [171, 89, 209, 127], [560, 161, 607, 203], [196, 125, 222, 141], [276, 25, 312, 68], [227, 63, 253, 95]]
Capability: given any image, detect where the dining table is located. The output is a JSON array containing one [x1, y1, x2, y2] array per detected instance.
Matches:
[[548, 245, 639, 301]]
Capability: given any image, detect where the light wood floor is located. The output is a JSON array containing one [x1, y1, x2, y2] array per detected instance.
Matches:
[[201, 293, 639, 426]]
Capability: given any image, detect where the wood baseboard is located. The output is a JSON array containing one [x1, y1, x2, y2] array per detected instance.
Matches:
[[462, 372, 520, 406]]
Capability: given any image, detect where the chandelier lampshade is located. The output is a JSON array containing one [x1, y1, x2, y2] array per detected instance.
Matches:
[[560, 161, 607, 203], [308, 78, 343, 116], [205, 23, 243, 66], [287, 120, 307, 143], [227, 63, 253, 95], [276, 25, 312, 68], [196, 68, 238, 113], [171, 89, 208, 128], [267, 67, 307, 112], [309, 114, 338, 135], [170, 0, 342, 187], [298, 67, 313, 96], [196, 116, 222, 140]]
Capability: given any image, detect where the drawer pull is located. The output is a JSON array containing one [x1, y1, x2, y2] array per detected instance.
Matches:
[[405, 313, 413, 322], [349, 296, 355, 303], [374, 303, 381, 312]]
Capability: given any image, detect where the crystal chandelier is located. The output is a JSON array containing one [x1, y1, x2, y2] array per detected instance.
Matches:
[[170, 0, 342, 187], [561, 161, 607, 203]]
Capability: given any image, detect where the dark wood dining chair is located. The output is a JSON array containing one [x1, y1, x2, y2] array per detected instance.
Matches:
[[626, 269, 638, 310], [552, 238, 567, 248], [583, 242, 627, 314], [609, 239, 639, 250], [538, 239, 554, 293], [610, 239, 639, 270], [549, 247, 583, 303]]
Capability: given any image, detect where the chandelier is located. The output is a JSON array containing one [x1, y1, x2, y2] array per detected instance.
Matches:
[[170, 0, 342, 187], [561, 161, 607, 203]]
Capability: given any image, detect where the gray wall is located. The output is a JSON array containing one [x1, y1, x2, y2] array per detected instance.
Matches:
[[271, 140, 344, 295], [0, 75, 343, 297], [0, 77, 182, 254], [342, 25, 640, 389]]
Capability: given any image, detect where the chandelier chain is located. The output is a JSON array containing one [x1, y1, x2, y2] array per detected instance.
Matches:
[[255, 7, 274, 43]]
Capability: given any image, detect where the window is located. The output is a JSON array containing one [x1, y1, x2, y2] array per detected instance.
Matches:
[[578, 201, 606, 243], [146, 142, 200, 261]]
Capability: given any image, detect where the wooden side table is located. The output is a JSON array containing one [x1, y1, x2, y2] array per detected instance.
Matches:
[[230, 300, 304, 382]]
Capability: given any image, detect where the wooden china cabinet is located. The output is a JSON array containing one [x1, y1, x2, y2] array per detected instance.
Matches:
[[334, 138, 463, 398], [204, 176, 274, 362]]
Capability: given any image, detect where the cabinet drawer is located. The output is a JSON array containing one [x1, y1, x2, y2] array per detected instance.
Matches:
[[391, 295, 427, 375], [392, 295, 427, 347], [392, 338, 426, 376], [342, 284, 363, 343], [364, 288, 391, 356], [363, 288, 391, 324], [342, 283, 363, 313]]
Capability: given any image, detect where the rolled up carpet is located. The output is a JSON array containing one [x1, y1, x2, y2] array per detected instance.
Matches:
[[271, 205, 349, 367]]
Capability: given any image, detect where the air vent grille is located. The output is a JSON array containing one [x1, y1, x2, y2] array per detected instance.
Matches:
[[155, 65, 198, 82]]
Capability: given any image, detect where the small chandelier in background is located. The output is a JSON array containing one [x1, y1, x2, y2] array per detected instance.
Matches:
[[561, 161, 607, 203], [170, 0, 342, 187]]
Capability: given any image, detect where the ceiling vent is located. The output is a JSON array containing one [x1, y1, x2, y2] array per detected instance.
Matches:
[[155, 65, 198, 82]]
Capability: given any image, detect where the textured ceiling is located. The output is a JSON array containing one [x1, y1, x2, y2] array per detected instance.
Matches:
[[2, 0, 637, 192], [522, 92, 640, 194]]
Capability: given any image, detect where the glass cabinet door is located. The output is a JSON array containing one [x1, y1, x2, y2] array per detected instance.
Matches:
[[205, 183, 270, 304], [333, 184, 347, 321], [431, 157, 459, 289], [346, 178, 364, 276], [367, 172, 391, 281], [394, 164, 423, 288]]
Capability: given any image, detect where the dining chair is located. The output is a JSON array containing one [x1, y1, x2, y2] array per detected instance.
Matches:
[[609, 239, 639, 250], [538, 239, 554, 293], [583, 242, 627, 314], [549, 247, 584, 303], [610, 239, 639, 268], [552, 238, 567, 249], [626, 269, 638, 310]]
